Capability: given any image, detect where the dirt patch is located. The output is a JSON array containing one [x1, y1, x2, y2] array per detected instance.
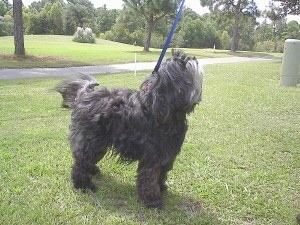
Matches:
[[0, 54, 66, 62]]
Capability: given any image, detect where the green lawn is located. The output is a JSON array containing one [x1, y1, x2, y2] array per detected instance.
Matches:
[[0, 35, 281, 69], [0, 61, 299, 224]]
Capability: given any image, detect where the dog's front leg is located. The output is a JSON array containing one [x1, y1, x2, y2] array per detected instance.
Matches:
[[137, 160, 163, 209]]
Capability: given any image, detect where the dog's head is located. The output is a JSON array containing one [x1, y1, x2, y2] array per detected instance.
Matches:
[[141, 50, 203, 123]]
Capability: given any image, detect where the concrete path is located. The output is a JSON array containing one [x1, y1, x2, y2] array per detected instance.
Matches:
[[0, 56, 277, 79]]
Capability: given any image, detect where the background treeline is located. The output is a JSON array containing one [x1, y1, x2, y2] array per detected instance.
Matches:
[[1, 0, 300, 52]]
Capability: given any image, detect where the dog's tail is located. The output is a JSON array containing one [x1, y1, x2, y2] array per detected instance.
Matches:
[[55, 74, 99, 109]]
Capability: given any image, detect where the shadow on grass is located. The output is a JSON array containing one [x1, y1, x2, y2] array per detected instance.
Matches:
[[80, 173, 221, 224], [223, 51, 281, 59], [0, 54, 94, 69], [125, 50, 161, 54]]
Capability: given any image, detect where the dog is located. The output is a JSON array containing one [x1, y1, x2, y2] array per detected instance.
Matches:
[[55, 50, 203, 208]]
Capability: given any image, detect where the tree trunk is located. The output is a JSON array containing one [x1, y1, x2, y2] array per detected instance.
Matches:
[[13, 0, 25, 56], [143, 14, 154, 52], [231, 2, 241, 52]]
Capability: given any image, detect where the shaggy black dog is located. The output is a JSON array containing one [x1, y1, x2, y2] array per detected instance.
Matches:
[[55, 50, 203, 208]]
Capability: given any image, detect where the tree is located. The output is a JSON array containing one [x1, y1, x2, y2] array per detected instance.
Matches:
[[253, 20, 273, 42], [29, 0, 63, 11], [122, 0, 179, 51], [282, 20, 300, 39], [200, 0, 260, 52], [13, 0, 25, 56], [0, 1, 8, 16], [220, 30, 231, 49], [274, 0, 300, 15], [95, 7, 118, 34], [65, 0, 95, 29], [49, 1, 64, 34], [265, 2, 287, 42]]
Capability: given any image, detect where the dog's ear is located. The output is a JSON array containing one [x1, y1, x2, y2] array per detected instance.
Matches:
[[151, 71, 174, 124]]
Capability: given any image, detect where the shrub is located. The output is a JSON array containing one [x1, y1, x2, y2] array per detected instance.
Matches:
[[99, 33, 106, 40], [73, 27, 96, 43], [0, 20, 13, 36], [150, 32, 164, 48], [254, 40, 276, 52], [220, 31, 231, 50], [0, 15, 13, 36], [104, 30, 114, 41]]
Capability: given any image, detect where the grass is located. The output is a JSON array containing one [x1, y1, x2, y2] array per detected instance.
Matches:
[[0, 35, 282, 69], [0, 61, 299, 224]]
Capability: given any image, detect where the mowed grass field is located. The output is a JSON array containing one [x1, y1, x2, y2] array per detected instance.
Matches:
[[0, 59, 299, 224], [0, 35, 281, 69]]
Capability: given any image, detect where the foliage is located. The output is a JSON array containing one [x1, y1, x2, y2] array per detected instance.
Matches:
[[0, 15, 13, 36], [254, 3, 300, 53], [26, 9, 50, 34], [0, 0, 8, 16], [254, 40, 277, 53], [28, 0, 63, 11], [65, 0, 96, 29], [122, 0, 180, 51], [72, 26, 96, 43], [105, 22, 132, 44], [179, 18, 206, 48], [237, 16, 257, 51], [220, 30, 231, 50], [281, 20, 300, 39], [104, 5, 168, 47], [178, 9, 220, 49], [95, 7, 118, 35], [149, 32, 164, 48], [253, 20, 274, 42], [26, 1, 63, 35], [49, 1, 64, 34], [2, 0, 299, 52], [274, 0, 300, 15], [200, 0, 260, 52]]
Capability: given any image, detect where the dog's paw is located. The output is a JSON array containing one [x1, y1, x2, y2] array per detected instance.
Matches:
[[146, 200, 164, 209], [160, 183, 168, 192], [73, 179, 97, 193], [140, 198, 164, 209], [90, 165, 100, 175], [79, 184, 97, 193]]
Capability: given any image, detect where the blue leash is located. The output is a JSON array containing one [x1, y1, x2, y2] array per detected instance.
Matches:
[[153, 0, 185, 72]]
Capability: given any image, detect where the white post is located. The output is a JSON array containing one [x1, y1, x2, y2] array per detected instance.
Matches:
[[135, 53, 137, 76], [280, 39, 300, 86]]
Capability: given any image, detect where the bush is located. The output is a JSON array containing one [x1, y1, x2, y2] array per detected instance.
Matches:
[[131, 29, 144, 46], [73, 27, 96, 43], [0, 20, 13, 36], [220, 31, 231, 50], [104, 30, 114, 41], [99, 33, 106, 40], [254, 40, 284, 53], [150, 32, 164, 48], [170, 33, 184, 48], [0, 15, 13, 36], [254, 40, 275, 52]]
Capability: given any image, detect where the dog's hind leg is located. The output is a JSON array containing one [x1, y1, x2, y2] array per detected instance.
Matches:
[[89, 147, 107, 175], [158, 160, 174, 192], [71, 150, 97, 192], [71, 147, 107, 192], [70, 130, 108, 192], [136, 160, 163, 209]]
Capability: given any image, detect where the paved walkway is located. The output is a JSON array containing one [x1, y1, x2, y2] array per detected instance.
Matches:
[[0, 56, 277, 79]]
